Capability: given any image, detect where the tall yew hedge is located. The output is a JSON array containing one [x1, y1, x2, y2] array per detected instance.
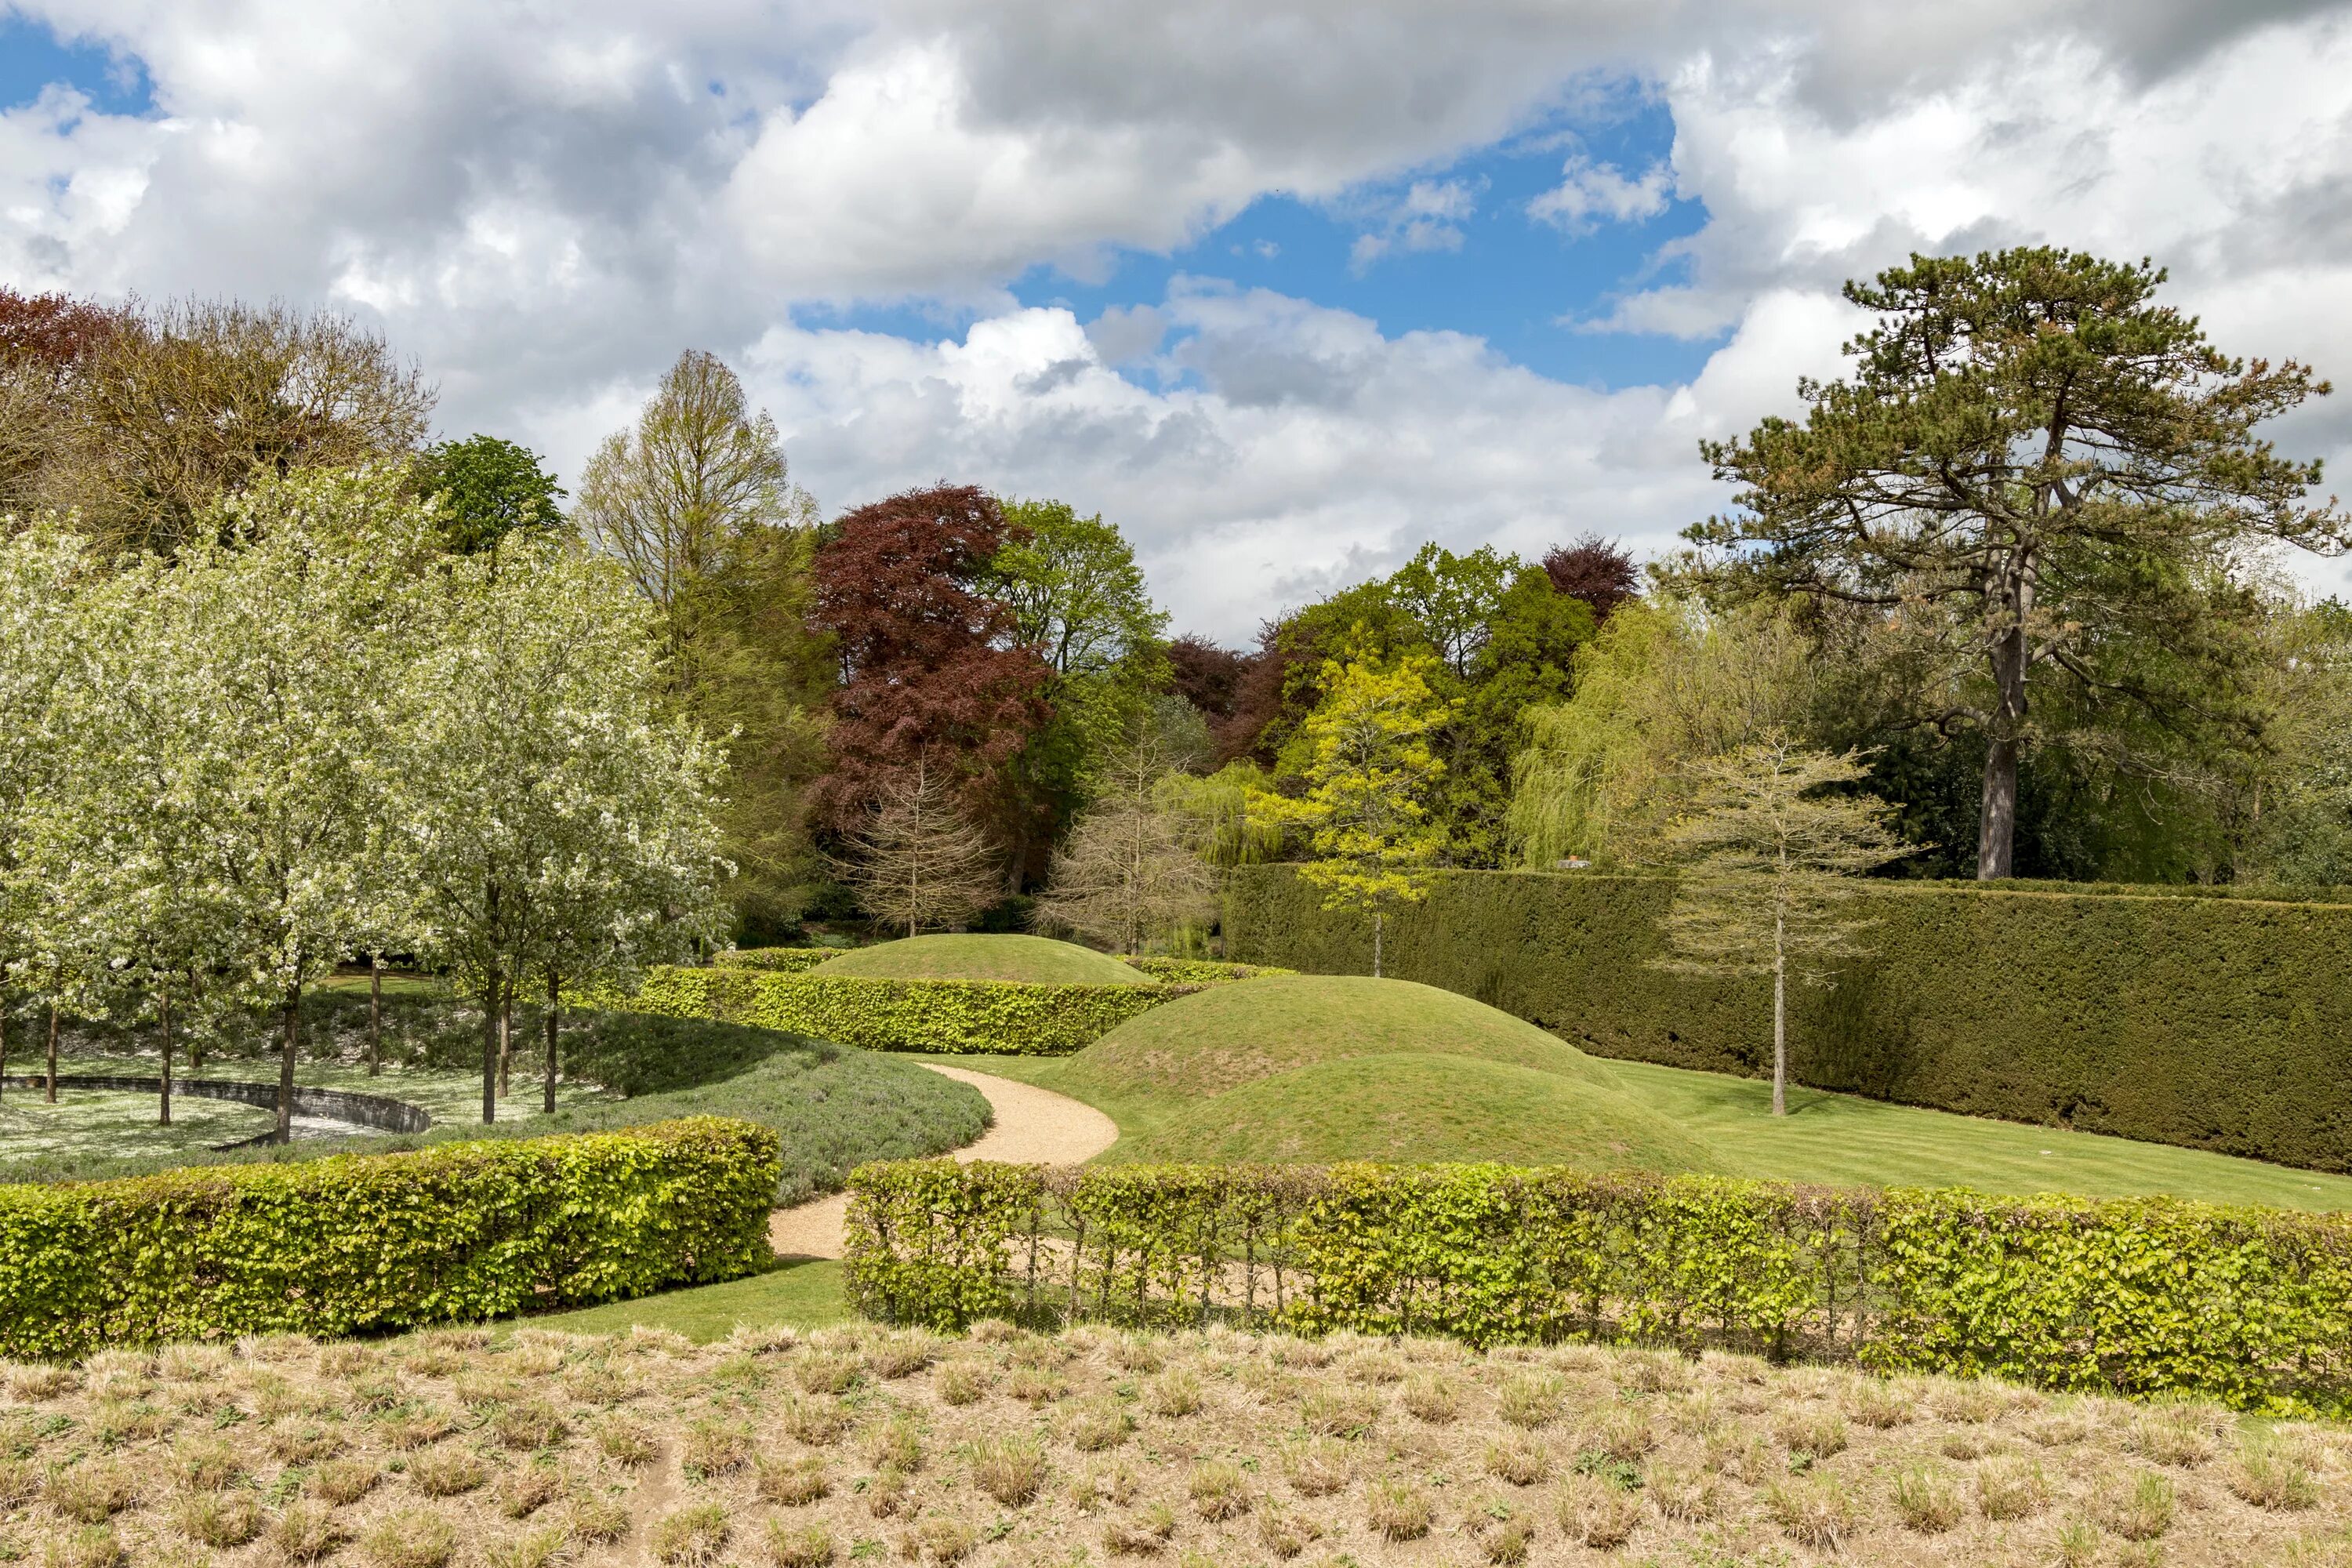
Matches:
[[1224, 866, 2352, 1173]]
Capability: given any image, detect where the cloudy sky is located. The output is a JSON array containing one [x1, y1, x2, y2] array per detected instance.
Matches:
[[5, 1, 2352, 639]]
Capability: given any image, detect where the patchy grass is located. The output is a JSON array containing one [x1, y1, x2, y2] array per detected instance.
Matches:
[[811, 935, 1152, 987], [517, 1261, 855, 1341], [0, 1086, 274, 1160], [3, 1324, 2347, 1568]]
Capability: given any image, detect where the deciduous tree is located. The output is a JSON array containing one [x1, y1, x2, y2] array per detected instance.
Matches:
[[1648, 735, 1914, 1115], [412, 434, 566, 554], [834, 757, 1002, 938], [1036, 726, 1215, 953]]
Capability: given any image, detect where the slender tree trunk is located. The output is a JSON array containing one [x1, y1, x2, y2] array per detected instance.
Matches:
[[159, 988, 173, 1127], [276, 985, 300, 1139], [1771, 909, 1788, 1118], [45, 1004, 58, 1104], [187, 972, 205, 1074], [497, 990, 513, 1100], [1373, 911, 1384, 980], [481, 967, 501, 1126], [544, 969, 560, 1116], [368, 961, 382, 1077], [0, 1004, 8, 1102], [1977, 554, 2034, 880]]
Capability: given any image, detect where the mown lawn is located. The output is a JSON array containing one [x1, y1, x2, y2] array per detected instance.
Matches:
[[927, 1051, 2352, 1210], [516, 1260, 855, 1340]]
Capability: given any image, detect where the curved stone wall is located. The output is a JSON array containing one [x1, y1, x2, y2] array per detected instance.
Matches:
[[0, 1074, 432, 1149]]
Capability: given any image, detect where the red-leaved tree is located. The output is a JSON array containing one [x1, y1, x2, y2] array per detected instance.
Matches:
[[0, 288, 125, 376], [1541, 534, 1640, 623], [808, 486, 1054, 866]]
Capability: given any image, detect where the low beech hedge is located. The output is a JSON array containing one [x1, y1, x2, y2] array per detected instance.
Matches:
[[615, 966, 1183, 1054], [713, 947, 838, 975], [1225, 865, 2352, 1172], [843, 1160, 2352, 1414], [0, 1116, 777, 1356]]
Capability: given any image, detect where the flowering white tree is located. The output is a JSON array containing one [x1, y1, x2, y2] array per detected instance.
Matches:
[[399, 529, 729, 1122]]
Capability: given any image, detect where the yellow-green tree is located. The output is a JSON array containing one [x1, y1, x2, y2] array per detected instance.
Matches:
[[1260, 653, 1454, 977], [1649, 733, 1914, 1116]]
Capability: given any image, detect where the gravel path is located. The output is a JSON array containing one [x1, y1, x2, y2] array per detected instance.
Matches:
[[767, 1062, 1118, 1261]]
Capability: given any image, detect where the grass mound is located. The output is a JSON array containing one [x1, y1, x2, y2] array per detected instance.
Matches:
[[1112, 1052, 1715, 1173], [1071, 975, 1622, 1099], [814, 934, 1150, 985]]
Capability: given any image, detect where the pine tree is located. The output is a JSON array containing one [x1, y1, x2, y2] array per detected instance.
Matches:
[[1648, 733, 1915, 1116]]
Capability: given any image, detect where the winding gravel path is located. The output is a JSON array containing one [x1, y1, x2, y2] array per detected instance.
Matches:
[[766, 1063, 1118, 1261]]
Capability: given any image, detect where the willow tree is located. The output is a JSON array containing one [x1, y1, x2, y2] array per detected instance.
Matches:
[[1649, 735, 1913, 1116], [1675, 248, 2347, 879]]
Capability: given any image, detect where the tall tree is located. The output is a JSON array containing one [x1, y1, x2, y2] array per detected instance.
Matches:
[[412, 434, 567, 554], [810, 485, 1053, 862], [834, 757, 1002, 938], [1035, 725, 1216, 953], [575, 350, 826, 927], [1542, 535, 1641, 623], [1676, 247, 2347, 878], [401, 528, 728, 1122], [1647, 735, 1915, 1116], [1256, 652, 1454, 977], [1166, 634, 1248, 723]]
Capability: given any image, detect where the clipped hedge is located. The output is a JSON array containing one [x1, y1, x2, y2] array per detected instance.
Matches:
[[1116, 956, 1296, 983], [0, 1116, 778, 1356], [844, 1159, 2352, 1414], [613, 966, 1184, 1055], [713, 948, 839, 975], [1225, 866, 2352, 1173]]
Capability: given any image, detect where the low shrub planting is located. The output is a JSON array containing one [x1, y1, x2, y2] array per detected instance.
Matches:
[[615, 966, 1181, 1056], [1225, 864, 2352, 1172], [1115, 957, 1295, 983], [5, 1323, 2341, 1568], [713, 948, 840, 975], [0, 1117, 777, 1357], [843, 1160, 2352, 1414]]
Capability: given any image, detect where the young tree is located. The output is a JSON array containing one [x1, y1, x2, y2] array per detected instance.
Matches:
[[835, 757, 1002, 938], [1676, 247, 2348, 879], [400, 528, 729, 1123], [1036, 727, 1216, 953], [1648, 735, 1914, 1116], [1257, 653, 1454, 977], [412, 434, 567, 553], [576, 350, 826, 927]]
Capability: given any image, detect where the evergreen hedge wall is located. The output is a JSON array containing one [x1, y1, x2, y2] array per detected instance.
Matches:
[[1223, 866, 2352, 1174], [618, 967, 1181, 1055], [0, 1116, 778, 1356]]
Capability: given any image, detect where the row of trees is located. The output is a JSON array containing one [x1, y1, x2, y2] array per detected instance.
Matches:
[[0, 470, 724, 1134]]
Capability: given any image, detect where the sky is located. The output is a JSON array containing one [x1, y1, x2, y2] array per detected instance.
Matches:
[[5, 1, 2352, 641]]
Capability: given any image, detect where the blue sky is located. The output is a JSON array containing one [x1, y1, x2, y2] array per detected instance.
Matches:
[[5, 2, 2350, 634]]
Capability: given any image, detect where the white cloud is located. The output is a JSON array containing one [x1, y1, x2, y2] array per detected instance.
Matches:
[[1528, 155, 1672, 233], [1348, 177, 1482, 270]]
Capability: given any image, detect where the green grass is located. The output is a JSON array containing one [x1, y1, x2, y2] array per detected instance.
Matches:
[[1111, 1051, 1715, 1172], [514, 1259, 852, 1340], [811, 933, 1151, 986]]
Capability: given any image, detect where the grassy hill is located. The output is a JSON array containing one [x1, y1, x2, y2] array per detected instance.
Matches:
[[1110, 1051, 1715, 1172], [812, 934, 1149, 987]]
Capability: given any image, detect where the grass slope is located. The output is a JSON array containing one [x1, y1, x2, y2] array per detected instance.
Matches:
[[1069, 975, 1622, 1100], [1111, 1052, 1715, 1173], [16, 1319, 2342, 1568], [812, 934, 1149, 986]]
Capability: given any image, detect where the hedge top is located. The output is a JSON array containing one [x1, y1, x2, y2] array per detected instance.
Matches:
[[1109, 1051, 1717, 1174], [811, 934, 1152, 987], [1071, 974, 1626, 1098]]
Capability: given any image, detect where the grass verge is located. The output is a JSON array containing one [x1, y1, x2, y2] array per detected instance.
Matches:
[[811, 934, 1152, 986]]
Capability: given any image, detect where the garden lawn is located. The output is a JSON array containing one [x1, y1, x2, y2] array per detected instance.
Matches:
[[516, 1260, 854, 1340], [0, 1086, 272, 1162], [929, 1052, 2352, 1211], [811, 933, 1150, 986]]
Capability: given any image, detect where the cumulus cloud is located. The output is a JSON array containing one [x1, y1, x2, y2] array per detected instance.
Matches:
[[1527, 155, 1672, 233], [1347, 178, 1483, 270]]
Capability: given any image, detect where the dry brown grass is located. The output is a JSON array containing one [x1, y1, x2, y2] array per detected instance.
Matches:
[[2, 1323, 2348, 1568]]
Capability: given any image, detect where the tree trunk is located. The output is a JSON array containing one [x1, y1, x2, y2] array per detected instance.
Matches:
[[1976, 551, 2034, 880], [45, 1004, 58, 1104], [1771, 909, 1788, 1118], [0, 1004, 7, 1102], [276, 986, 300, 1139], [368, 962, 382, 1077], [543, 969, 560, 1116], [481, 967, 501, 1125], [1373, 911, 1384, 980], [497, 990, 512, 1100], [159, 989, 173, 1127]]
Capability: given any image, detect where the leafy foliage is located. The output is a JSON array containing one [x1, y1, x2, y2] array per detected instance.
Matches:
[[844, 1158, 2352, 1414], [0, 1116, 778, 1357], [411, 434, 565, 553]]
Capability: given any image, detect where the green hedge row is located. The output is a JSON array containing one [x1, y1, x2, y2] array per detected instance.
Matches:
[[614, 967, 1183, 1055], [0, 1116, 778, 1357], [843, 1159, 2352, 1414], [713, 948, 839, 974], [1224, 866, 2352, 1174], [1117, 956, 1297, 983]]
